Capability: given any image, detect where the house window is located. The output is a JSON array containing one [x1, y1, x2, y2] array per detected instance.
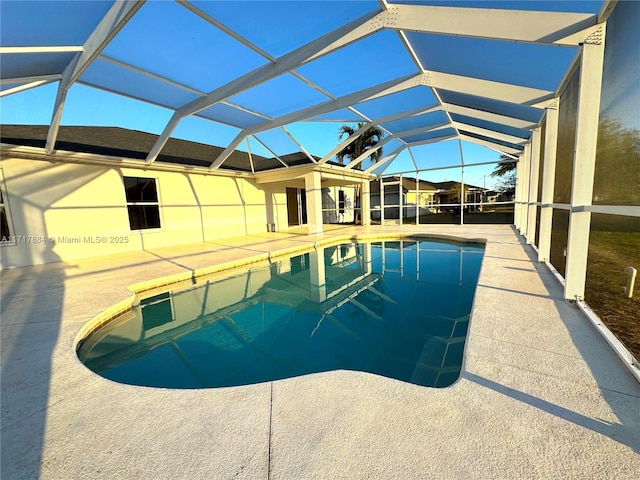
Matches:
[[338, 190, 345, 214], [0, 176, 13, 243], [124, 176, 161, 230], [141, 293, 173, 331]]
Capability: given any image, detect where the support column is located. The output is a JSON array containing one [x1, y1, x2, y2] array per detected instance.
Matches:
[[305, 171, 323, 235], [459, 140, 465, 225], [415, 171, 420, 225], [399, 174, 404, 225], [363, 242, 372, 274], [518, 143, 531, 236], [526, 128, 542, 244], [538, 99, 559, 262], [514, 158, 522, 229], [565, 36, 606, 300], [361, 180, 371, 226], [380, 179, 385, 225], [460, 166, 465, 225], [308, 249, 327, 302]]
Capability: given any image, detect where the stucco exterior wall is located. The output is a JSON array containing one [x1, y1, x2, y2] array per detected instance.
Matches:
[[0, 157, 289, 268]]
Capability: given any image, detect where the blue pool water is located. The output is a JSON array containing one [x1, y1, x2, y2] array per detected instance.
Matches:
[[78, 239, 484, 388]]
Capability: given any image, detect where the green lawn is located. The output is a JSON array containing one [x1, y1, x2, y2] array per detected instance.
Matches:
[[585, 231, 640, 359]]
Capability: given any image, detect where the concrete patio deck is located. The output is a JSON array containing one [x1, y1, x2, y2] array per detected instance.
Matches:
[[1, 224, 639, 479]]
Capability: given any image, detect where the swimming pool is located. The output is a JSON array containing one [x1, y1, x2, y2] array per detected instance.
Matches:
[[78, 238, 484, 388]]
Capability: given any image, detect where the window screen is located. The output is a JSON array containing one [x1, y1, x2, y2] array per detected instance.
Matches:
[[124, 176, 161, 230]]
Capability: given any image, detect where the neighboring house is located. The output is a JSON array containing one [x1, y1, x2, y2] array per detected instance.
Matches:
[[483, 190, 500, 204], [370, 176, 438, 220], [429, 181, 485, 212], [369, 178, 487, 219]]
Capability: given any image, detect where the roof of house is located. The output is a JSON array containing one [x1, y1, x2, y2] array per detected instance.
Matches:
[[369, 176, 484, 193], [429, 180, 484, 191], [370, 176, 438, 194], [0, 125, 322, 172]]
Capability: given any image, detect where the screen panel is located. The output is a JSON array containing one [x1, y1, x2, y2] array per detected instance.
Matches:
[[295, 30, 418, 98], [407, 31, 577, 91], [585, 213, 640, 358], [0, 1, 114, 46], [192, 0, 380, 58], [0, 53, 76, 79], [438, 89, 543, 123], [450, 113, 531, 141], [354, 86, 437, 120], [80, 58, 201, 109], [382, 111, 449, 135], [593, 0, 640, 206], [197, 103, 268, 129], [228, 73, 329, 118], [549, 209, 569, 277], [410, 140, 463, 170], [553, 66, 580, 204], [103, 1, 268, 92]]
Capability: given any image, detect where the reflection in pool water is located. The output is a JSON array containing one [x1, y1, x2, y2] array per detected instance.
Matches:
[[78, 239, 484, 388]]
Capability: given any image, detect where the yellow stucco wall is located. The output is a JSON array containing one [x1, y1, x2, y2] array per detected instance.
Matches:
[[0, 158, 288, 268]]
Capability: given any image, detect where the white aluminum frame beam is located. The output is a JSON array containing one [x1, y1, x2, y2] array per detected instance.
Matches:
[[426, 70, 555, 107], [318, 104, 442, 164], [366, 134, 458, 174], [443, 103, 538, 130], [564, 36, 606, 301], [98, 53, 273, 121], [538, 99, 560, 263], [526, 127, 542, 244], [0, 46, 83, 54], [0, 79, 59, 97], [208, 73, 423, 170], [394, 122, 451, 140], [365, 146, 405, 174], [208, 66, 546, 170], [46, 0, 144, 153], [452, 122, 528, 145], [281, 126, 317, 164], [178, 9, 383, 119], [346, 139, 387, 170], [313, 4, 597, 59], [251, 135, 289, 169], [145, 8, 385, 164], [514, 154, 523, 229], [384, 4, 597, 46], [321, 122, 376, 165], [457, 134, 522, 156], [386, 158, 513, 178], [0, 74, 62, 85], [518, 143, 531, 236], [344, 122, 449, 170], [247, 73, 425, 137], [144, 2, 565, 167]]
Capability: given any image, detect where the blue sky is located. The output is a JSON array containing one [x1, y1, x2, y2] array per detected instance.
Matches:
[[3, 0, 605, 189], [0, 80, 507, 188]]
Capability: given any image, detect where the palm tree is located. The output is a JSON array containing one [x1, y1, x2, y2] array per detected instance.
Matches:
[[491, 154, 517, 198], [336, 123, 385, 224], [445, 182, 467, 204], [490, 156, 517, 177], [336, 123, 384, 170]]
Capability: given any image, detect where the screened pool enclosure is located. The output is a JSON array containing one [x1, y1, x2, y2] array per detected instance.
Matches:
[[1, 2, 638, 352]]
